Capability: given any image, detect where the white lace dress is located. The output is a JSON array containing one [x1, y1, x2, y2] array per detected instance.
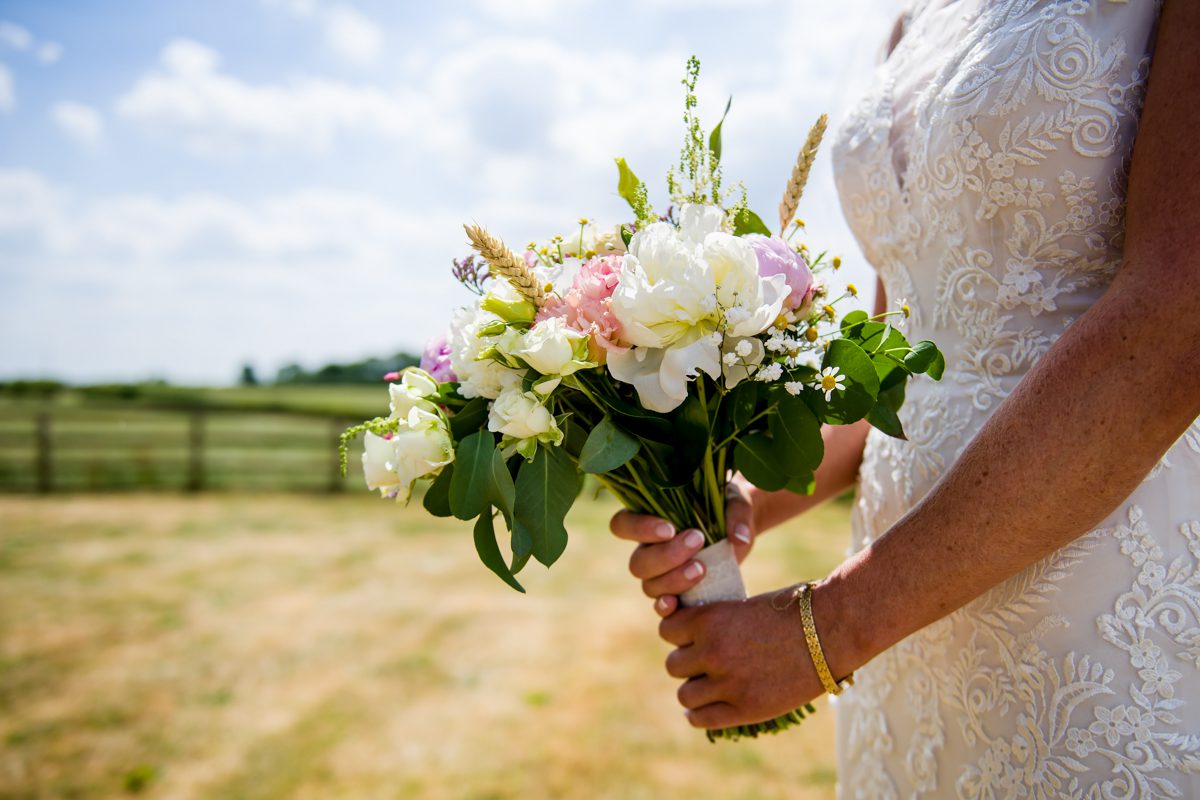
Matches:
[[830, 1, 1200, 797]]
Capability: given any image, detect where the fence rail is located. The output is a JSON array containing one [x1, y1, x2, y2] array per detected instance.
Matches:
[[0, 405, 364, 493]]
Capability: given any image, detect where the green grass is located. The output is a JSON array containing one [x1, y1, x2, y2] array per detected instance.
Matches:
[[0, 493, 850, 799]]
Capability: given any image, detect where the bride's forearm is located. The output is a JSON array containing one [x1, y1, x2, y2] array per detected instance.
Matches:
[[751, 419, 871, 534]]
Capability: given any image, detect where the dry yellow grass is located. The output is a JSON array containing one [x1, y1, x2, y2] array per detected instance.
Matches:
[[0, 493, 850, 799]]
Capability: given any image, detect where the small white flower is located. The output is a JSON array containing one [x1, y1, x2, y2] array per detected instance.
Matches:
[[722, 352, 739, 366], [784, 381, 804, 396], [765, 334, 787, 352], [813, 366, 846, 400], [734, 339, 754, 358], [756, 362, 783, 383]]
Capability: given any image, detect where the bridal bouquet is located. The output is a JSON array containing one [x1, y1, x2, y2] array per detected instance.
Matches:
[[341, 58, 944, 741]]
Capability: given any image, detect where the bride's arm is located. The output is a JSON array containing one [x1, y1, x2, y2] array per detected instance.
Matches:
[[665, 0, 1200, 730]]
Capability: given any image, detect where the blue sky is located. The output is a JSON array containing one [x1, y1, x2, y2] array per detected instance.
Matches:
[[0, 0, 896, 384]]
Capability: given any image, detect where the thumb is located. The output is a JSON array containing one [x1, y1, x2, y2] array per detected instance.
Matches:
[[725, 481, 756, 563]]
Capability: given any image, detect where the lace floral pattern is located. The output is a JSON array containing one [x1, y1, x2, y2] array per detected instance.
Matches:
[[831, 1, 1200, 796]]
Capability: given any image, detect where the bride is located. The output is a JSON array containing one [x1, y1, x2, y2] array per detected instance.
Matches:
[[610, 0, 1200, 796]]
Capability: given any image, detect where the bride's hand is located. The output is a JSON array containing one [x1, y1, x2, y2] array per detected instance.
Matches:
[[609, 475, 756, 618]]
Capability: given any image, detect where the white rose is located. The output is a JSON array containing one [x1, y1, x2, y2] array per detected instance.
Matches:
[[362, 407, 453, 502], [487, 387, 563, 459], [516, 316, 592, 378], [388, 368, 439, 421], [448, 305, 523, 399]]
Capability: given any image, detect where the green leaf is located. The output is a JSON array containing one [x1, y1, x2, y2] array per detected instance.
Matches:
[[867, 401, 905, 439], [904, 340, 945, 380], [838, 310, 870, 333], [708, 96, 732, 164], [734, 431, 788, 491], [422, 464, 454, 517], [664, 391, 709, 486], [731, 207, 771, 237], [473, 509, 525, 593], [615, 157, 642, 212], [599, 392, 674, 442], [730, 380, 762, 431], [768, 392, 824, 474], [783, 471, 816, 495], [513, 445, 577, 567], [578, 417, 641, 474], [816, 339, 880, 424], [489, 448, 516, 522], [449, 397, 489, 440], [449, 431, 495, 520], [620, 224, 634, 247]]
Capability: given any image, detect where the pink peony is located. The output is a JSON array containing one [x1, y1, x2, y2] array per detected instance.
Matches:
[[746, 235, 814, 311], [419, 335, 457, 383], [537, 255, 627, 362]]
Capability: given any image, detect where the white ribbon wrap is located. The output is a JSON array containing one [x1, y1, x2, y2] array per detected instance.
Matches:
[[678, 539, 747, 607]]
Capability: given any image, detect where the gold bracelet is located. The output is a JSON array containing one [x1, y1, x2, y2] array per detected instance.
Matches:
[[797, 582, 854, 696]]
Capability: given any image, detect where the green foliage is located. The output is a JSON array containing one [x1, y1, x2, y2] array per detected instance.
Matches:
[[615, 158, 654, 224], [473, 510, 525, 593], [708, 96, 732, 164], [730, 207, 771, 237], [449, 432, 495, 521], [768, 392, 824, 475], [274, 351, 419, 385], [816, 339, 880, 424], [513, 445, 576, 567], [578, 417, 641, 474], [422, 465, 455, 517], [734, 431, 788, 492]]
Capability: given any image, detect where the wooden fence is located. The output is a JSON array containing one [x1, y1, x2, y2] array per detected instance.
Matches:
[[0, 405, 364, 493]]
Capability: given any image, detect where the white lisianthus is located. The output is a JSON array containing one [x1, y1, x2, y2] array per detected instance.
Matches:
[[448, 305, 523, 399], [388, 368, 439, 420], [487, 387, 564, 459], [515, 317, 593, 379], [606, 204, 789, 411], [362, 406, 454, 502]]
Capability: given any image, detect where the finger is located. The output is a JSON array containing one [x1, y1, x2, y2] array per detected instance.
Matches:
[[609, 510, 676, 544], [628, 527, 707, 580], [677, 676, 724, 710], [653, 595, 678, 618], [725, 483, 755, 550], [640, 558, 706, 599], [685, 702, 739, 730], [658, 605, 704, 647], [665, 644, 706, 679]]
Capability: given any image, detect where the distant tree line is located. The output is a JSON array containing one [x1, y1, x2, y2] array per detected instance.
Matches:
[[267, 351, 422, 385]]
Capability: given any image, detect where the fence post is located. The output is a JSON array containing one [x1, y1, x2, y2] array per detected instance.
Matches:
[[186, 409, 206, 492], [35, 412, 52, 493], [329, 417, 345, 493]]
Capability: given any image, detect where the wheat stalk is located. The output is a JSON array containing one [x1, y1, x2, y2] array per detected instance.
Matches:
[[463, 223, 545, 307], [777, 113, 828, 236]]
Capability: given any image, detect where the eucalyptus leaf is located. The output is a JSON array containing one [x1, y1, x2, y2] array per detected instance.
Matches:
[[816, 339, 880, 424], [866, 399, 906, 439], [422, 464, 454, 518], [734, 432, 788, 491], [783, 471, 816, 496], [905, 340, 945, 380], [730, 380, 762, 432], [449, 431, 495, 520], [489, 448, 516, 522], [615, 157, 642, 212], [513, 445, 577, 567], [473, 509, 525, 593], [708, 96, 732, 164], [578, 417, 641, 474], [768, 392, 824, 474], [449, 397, 489, 440], [731, 207, 772, 237]]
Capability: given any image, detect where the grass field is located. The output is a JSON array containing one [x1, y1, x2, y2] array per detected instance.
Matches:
[[0, 493, 850, 799]]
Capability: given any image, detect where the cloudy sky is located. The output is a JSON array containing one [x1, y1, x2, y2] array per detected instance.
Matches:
[[0, 0, 898, 385]]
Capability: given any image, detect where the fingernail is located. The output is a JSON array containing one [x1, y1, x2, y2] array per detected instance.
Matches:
[[655, 522, 676, 540], [656, 596, 670, 612], [683, 529, 705, 549], [733, 524, 751, 544], [684, 561, 705, 580]]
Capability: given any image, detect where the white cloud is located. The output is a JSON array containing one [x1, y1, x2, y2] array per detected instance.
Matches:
[[471, 0, 592, 23], [0, 63, 12, 112], [323, 5, 382, 65], [0, 21, 32, 51], [259, 0, 318, 18], [116, 38, 419, 154], [36, 41, 62, 64], [51, 101, 104, 146]]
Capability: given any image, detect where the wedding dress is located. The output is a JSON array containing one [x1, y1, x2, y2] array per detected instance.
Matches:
[[830, 0, 1200, 796]]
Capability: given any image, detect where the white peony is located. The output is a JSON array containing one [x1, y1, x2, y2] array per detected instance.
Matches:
[[362, 406, 454, 502], [606, 204, 789, 411], [448, 305, 522, 399], [514, 316, 593, 378], [487, 387, 564, 459]]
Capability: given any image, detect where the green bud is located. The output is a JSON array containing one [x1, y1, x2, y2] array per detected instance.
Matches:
[[477, 319, 508, 337], [481, 294, 536, 324]]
